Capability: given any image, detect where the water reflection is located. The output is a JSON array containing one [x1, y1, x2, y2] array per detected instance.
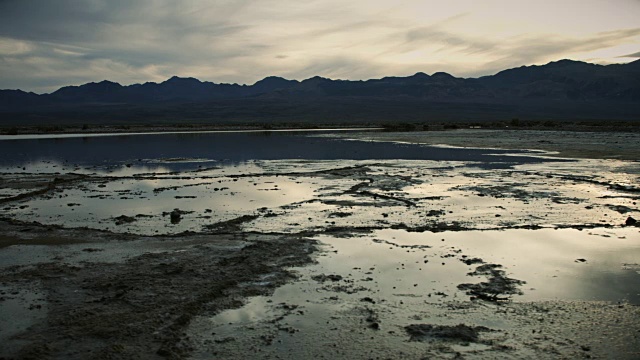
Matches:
[[6, 170, 324, 235], [209, 226, 640, 339], [0, 130, 566, 172], [199, 227, 640, 359], [371, 228, 640, 304]]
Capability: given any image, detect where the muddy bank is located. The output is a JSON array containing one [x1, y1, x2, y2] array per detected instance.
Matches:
[[3, 159, 639, 235], [2, 120, 639, 137], [187, 234, 640, 359], [0, 222, 316, 359], [2, 219, 638, 359], [0, 124, 381, 137], [324, 129, 640, 160], [194, 299, 640, 359]]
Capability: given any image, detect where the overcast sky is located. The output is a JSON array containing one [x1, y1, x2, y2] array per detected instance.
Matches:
[[1, 0, 639, 93]]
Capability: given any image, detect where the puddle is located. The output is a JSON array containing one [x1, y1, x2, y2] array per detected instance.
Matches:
[[4, 171, 324, 235], [371, 228, 640, 304], [3, 156, 638, 236], [188, 227, 640, 358]]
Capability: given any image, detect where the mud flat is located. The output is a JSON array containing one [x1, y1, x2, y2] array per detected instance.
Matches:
[[1, 129, 639, 359], [322, 128, 640, 161]]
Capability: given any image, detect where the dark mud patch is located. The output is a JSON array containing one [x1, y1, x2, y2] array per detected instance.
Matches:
[[456, 184, 582, 204], [557, 174, 640, 194], [391, 221, 470, 233], [405, 323, 493, 343], [599, 195, 640, 200], [341, 176, 418, 207], [203, 214, 260, 232], [356, 190, 416, 207], [606, 204, 638, 214], [161, 208, 194, 224], [113, 215, 136, 225], [0, 173, 90, 205], [321, 284, 370, 294], [371, 238, 431, 250], [0, 218, 140, 248], [311, 274, 343, 283], [425, 209, 446, 217], [299, 225, 383, 238], [460, 256, 485, 265], [328, 211, 352, 218], [458, 264, 526, 301], [0, 232, 317, 359]]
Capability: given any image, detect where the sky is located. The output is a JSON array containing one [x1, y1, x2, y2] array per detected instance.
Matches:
[[1, 0, 639, 93]]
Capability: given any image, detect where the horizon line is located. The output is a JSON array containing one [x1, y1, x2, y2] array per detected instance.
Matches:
[[3, 57, 639, 95]]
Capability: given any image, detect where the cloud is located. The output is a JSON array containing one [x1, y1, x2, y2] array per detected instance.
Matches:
[[399, 25, 640, 77], [405, 26, 497, 55], [618, 51, 640, 58], [475, 28, 640, 76], [1, 0, 640, 92], [280, 55, 390, 81], [0, 47, 169, 91], [0, 0, 405, 91], [0, 0, 263, 91]]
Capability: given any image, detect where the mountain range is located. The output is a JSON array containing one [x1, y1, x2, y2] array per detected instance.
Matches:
[[1, 59, 639, 125]]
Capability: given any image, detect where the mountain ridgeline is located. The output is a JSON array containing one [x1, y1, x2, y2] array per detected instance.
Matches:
[[1, 59, 640, 125]]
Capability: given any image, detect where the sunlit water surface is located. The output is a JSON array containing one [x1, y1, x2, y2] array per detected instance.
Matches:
[[1, 130, 638, 311]]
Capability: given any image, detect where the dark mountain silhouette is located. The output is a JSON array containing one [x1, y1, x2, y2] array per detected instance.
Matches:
[[0, 89, 42, 108], [1, 59, 639, 125], [479, 59, 640, 100], [251, 76, 298, 94]]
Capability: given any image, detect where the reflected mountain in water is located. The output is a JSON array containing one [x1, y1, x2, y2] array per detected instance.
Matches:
[[0, 130, 565, 172]]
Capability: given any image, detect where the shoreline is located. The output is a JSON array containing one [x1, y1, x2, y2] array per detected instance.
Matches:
[[0, 127, 384, 141], [3, 122, 640, 161], [1, 119, 640, 136]]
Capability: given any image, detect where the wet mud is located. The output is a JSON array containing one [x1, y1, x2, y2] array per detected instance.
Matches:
[[0, 225, 316, 359], [1, 130, 640, 359]]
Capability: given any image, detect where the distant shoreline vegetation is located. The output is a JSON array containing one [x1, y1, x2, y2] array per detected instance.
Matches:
[[2, 120, 640, 136]]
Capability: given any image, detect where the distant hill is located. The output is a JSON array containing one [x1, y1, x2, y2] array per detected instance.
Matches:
[[1, 59, 639, 125]]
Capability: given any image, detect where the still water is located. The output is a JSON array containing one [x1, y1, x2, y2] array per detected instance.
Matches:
[[1, 129, 637, 308], [0, 129, 558, 172]]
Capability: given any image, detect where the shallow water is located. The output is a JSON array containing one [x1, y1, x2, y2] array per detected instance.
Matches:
[[0, 129, 558, 173], [190, 227, 640, 358], [2, 129, 640, 359], [0, 130, 582, 235], [371, 228, 640, 303], [2, 130, 639, 304], [210, 228, 640, 323]]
